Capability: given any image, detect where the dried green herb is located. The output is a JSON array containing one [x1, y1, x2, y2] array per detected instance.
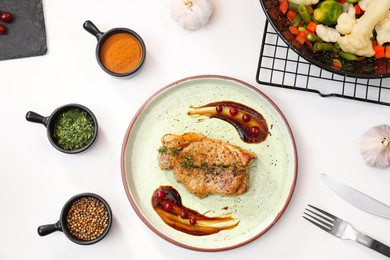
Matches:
[[171, 147, 180, 156], [179, 156, 250, 173], [158, 145, 254, 173], [158, 146, 181, 156], [180, 156, 194, 169], [158, 146, 168, 154], [52, 108, 95, 150]]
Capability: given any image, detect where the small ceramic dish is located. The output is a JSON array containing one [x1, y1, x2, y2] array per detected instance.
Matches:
[[25, 103, 98, 154], [37, 193, 112, 245], [83, 20, 146, 78]]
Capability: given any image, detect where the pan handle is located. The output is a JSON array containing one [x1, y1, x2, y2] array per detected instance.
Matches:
[[83, 20, 104, 41], [25, 111, 49, 127], [37, 220, 62, 236]]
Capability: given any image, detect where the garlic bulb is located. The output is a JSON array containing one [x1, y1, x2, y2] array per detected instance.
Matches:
[[359, 124, 390, 169], [171, 0, 213, 31]]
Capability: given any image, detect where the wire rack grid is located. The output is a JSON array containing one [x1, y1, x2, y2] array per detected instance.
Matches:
[[256, 21, 390, 106]]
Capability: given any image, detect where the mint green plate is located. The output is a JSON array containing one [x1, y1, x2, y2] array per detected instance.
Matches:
[[121, 75, 297, 251]]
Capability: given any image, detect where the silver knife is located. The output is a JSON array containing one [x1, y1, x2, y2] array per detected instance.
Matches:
[[320, 173, 390, 219]]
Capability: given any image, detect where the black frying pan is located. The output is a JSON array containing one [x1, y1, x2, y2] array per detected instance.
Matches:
[[259, 0, 390, 79]]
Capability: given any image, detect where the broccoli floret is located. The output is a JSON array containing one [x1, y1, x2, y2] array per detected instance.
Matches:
[[313, 0, 343, 26]]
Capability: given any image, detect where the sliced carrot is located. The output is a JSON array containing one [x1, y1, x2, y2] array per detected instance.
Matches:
[[354, 4, 363, 15], [279, 0, 289, 14], [306, 21, 317, 33], [289, 25, 300, 35], [295, 32, 306, 45], [371, 40, 377, 47], [374, 45, 385, 59], [287, 9, 297, 21], [385, 46, 390, 58]]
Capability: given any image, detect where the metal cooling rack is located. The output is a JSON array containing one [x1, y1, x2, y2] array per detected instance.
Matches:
[[256, 21, 390, 106]]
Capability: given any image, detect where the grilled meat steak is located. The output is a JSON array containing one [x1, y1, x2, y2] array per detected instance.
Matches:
[[158, 132, 256, 198]]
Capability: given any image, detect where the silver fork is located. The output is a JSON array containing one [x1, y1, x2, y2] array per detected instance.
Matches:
[[303, 204, 390, 258]]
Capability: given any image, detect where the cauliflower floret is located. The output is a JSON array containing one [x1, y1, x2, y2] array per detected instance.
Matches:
[[375, 11, 390, 45], [358, 0, 373, 11], [337, 0, 390, 57], [316, 24, 340, 42], [288, 0, 319, 5], [336, 13, 356, 35], [336, 6, 356, 35], [347, 3, 356, 17]]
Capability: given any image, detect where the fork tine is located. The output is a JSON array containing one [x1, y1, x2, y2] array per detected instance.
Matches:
[[306, 208, 333, 223], [303, 204, 338, 232], [303, 209, 333, 228], [303, 210, 333, 229], [307, 204, 337, 220], [303, 215, 332, 233]]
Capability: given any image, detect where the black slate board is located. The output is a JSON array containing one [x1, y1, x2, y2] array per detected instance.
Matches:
[[0, 0, 47, 61]]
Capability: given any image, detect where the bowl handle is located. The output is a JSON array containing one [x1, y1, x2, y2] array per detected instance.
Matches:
[[83, 20, 104, 41], [37, 220, 62, 236], [25, 111, 49, 127]]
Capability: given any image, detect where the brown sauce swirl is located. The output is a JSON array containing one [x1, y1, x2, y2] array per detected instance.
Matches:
[[188, 101, 269, 143], [151, 186, 239, 236]]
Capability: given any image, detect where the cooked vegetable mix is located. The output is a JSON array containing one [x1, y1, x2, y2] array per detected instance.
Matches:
[[277, 0, 390, 66]]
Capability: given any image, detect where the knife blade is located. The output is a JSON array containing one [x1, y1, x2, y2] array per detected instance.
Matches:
[[320, 173, 390, 219]]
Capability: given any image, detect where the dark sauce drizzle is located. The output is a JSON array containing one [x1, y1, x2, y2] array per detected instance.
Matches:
[[188, 101, 269, 143], [151, 186, 239, 236]]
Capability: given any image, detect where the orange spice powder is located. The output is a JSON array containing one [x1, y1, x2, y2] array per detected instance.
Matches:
[[99, 32, 142, 74]]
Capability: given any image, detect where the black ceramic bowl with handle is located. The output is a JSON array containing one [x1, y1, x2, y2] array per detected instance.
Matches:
[[25, 103, 98, 154], [37, 193, 112, 245], [83, 20, 146, 78], [259, 0, 390, 78]]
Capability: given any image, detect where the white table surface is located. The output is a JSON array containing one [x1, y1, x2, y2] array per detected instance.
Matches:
[[2, 0, 390, 259]]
